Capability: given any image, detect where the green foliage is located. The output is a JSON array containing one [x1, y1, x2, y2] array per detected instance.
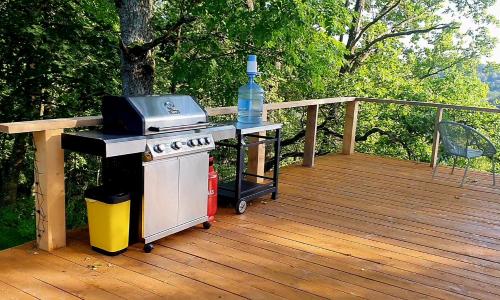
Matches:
[[0, 0, 119, 248], [0, 197, 35, 249]]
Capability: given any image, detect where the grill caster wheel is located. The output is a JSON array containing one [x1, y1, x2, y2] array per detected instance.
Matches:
[[203, 221, 211, 229], [235, 200, 247, 214], [144, 243, 154, 253]]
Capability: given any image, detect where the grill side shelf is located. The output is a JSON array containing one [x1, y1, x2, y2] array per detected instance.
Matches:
[[61, 131, 146, 157]]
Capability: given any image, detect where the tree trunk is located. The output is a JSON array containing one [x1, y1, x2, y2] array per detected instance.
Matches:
[[118, 0, 155, 96], [340, 0, 365, 74]]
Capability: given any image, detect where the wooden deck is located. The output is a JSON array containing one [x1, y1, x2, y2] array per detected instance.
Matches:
[[1, 153, 500, 299]]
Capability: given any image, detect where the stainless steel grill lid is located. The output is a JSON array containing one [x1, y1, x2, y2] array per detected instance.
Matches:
[[102, 95, 209, 135]]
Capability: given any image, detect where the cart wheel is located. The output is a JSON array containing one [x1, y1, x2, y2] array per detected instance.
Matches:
[[144, 243, 154, 253], [203, 221, 212, 229], [236, 200, 247, 214]]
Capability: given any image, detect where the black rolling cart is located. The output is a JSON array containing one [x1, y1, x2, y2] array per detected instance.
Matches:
[[216, 122, 282, 214]]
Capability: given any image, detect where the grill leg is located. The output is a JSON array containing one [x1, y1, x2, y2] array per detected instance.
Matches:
[[235, 132, 244, 208], [451, 156, 457, 174], [461, 159, 470, 187], [272, 128, 281, 200]]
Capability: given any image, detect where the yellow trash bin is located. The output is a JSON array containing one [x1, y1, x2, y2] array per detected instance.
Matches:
[[85, 187, 130, 256]]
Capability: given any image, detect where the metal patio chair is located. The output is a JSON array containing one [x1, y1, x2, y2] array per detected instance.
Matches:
[[433, 121, 497, 187]]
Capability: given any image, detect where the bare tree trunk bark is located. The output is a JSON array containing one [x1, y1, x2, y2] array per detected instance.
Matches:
[[118, 0, 155, 96], [339, 0, 350, 43], [340, 0, 365, 74], [346, 0, 365, 51]]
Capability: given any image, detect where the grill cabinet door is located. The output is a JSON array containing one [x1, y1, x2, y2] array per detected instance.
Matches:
[[178, 152, 209, 224], [143, 158, 179, 238]]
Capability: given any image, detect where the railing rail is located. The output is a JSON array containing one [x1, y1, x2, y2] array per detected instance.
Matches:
[[359, 97, 500, 113], [1, 96, 499, 251]]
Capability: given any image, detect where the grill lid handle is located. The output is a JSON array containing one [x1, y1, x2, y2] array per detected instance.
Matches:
[[148, 122, 209, 133]]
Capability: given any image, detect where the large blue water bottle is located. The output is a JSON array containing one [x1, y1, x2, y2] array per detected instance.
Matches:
[[237, 55, 264, 124]]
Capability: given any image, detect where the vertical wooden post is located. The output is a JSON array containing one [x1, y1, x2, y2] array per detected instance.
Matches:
[[303, 105, 319, 167], [248, 110, 268, 183], [431, 107, 444, 168], [342, 101, 359, 155], [33, 129, 66, 251]]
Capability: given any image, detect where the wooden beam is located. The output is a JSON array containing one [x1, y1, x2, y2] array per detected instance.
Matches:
[[431, 107, 444, 168], [1, 97, 497, 134], [33, 129, 66, 251], [303, 105, 319, 167], [247, 110, 268, 183], [205, 97, 355, 116], [357, 97, 500, 114], [342, 101, 360, 155], [264, 97, 355, 111], [0, 116, 102, 134], [206, 106, 238, 116]]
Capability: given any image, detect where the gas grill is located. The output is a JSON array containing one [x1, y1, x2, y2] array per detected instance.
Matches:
[[62, 95, 235, 252]]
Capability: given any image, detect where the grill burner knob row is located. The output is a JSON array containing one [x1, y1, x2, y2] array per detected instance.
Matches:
[[171, 141, 183, 150], [189, 139, 199, 147], [154, 144, 167, 153]]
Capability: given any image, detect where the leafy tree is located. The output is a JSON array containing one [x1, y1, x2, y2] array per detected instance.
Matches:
[[274, 0, 498, 164], [0, 0, 120, 248]]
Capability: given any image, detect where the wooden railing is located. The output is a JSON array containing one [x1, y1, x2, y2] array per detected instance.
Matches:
[[1, 96, 498, 251]]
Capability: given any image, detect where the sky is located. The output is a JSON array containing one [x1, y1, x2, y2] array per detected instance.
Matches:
[[483, 0, 500, 63], [440, 0, 500, 63]]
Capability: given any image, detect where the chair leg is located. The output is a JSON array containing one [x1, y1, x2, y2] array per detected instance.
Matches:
[[461, 159, 471, 187], [451, 156, 457, 174], [432, 156, 441, 179]]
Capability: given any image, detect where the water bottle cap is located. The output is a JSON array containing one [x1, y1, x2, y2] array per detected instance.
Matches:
[[247, 54, 258, 75]]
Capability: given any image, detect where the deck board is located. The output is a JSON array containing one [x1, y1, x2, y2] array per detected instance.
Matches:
[[1, 153, 500, 299]]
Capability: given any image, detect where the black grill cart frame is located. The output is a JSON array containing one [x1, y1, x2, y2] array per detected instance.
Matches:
[[216, 122, 282, 214]]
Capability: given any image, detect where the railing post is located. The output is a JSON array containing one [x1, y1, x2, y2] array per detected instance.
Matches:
[[431, 107, 444, 168], [33, 129, 66, 251], [303, 105, 319, 167], [342, 101, 359, 155], [248, 110, 268, 183]]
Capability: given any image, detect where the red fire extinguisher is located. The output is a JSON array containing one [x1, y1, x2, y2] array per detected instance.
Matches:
[[207, 157, 218, 223]]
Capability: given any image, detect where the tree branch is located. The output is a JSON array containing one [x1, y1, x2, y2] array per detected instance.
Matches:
[[418, 57, 467, 80], [280, 125, 414, 160], [281, 120, 325, 147], [391, 12, 426, 30], [352, 23, 454, 61], [125, 15, 196, 56], [346, 0, 366, 50], [282, 124, 397, 146], [351, 0, 402, 48]]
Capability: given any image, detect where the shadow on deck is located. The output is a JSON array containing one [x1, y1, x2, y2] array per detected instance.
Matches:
[[1, 153, 499, 299]]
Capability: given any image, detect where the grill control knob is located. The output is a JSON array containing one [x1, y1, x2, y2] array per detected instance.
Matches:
[[154, 144, 167, 153], [171, 141, 182, 150], [197, 138, 204, 145], [191, 139, 199, 146], [204, 137, 211, 145]]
